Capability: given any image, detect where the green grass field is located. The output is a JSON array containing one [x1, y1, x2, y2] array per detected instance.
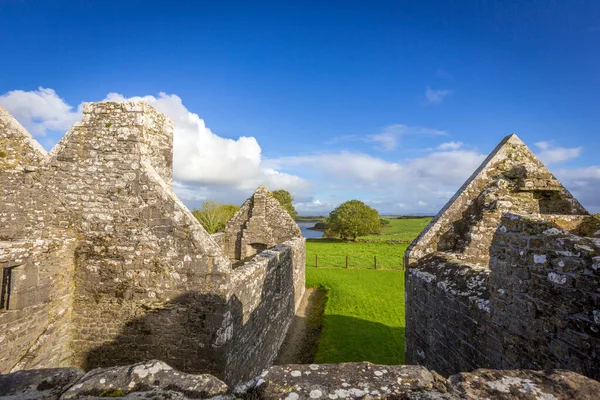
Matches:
[[305, 217, 431, 270], [306, 240, 407, 269], [306, 268, 405, 364], [360, 217, 432, 242], [303, 217, 430, 364]]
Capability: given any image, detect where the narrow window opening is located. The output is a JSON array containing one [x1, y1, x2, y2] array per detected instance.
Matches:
[[1, 266, 17, 310]]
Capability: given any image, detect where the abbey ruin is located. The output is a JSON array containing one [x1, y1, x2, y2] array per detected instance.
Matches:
[[0, 101, 305, 385], [1, 102, 600, 399], [405, 134, 600, 380]]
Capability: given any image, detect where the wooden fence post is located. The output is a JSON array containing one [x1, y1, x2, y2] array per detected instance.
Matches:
[[345, 255, 348, 269], [374, 256, 377, 269], [315, 255, 318, 268]]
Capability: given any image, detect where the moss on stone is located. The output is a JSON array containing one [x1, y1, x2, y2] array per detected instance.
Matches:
[[99, 389, 124, 397]]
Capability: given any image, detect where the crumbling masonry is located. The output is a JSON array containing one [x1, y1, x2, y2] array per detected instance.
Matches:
[[0, 102, 305, 384], [3, 101, 600, 399], [405, 134, 600, 381]]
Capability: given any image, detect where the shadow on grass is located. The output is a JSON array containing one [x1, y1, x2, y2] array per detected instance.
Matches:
[[315, 314, 405, 365], [275, 289, 405, 366]]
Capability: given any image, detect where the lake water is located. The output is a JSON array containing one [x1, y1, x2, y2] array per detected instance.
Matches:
[[297, 221, 324, 239]]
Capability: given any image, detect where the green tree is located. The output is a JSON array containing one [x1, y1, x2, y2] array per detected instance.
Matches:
[[192, 201, 240, 233], [325, 200, 381, 240], [272, 189, 298, 220]]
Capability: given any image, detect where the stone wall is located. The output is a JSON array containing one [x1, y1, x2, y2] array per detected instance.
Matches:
[[0, 102, 306, 384], [225, 237, 305, 384], [0, 239, 76, 373], [405, 254, 494, 376], [405, 134, 587, 267], [0, 106, 52, 242], [405, 133, 600, 381], [49, 103, 231, 372], [406, 214, 600, 379], [489, 213, 600, 378], [3, 360, 600, 399], [221, 185, 302, 262]]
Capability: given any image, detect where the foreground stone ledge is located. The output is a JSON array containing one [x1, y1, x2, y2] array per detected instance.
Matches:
[[253, 362, 451, 399], [450, 368, 600, 400], [0, 367, 84, 400], [2, 361, 600, 399], [60, 360, 229, 399]]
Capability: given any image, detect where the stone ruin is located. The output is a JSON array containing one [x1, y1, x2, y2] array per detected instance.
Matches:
[[214, 185, 302, 264], [0, 101, 305, 385], [2, 101, 600, 399], [405, 134, 600, 380]]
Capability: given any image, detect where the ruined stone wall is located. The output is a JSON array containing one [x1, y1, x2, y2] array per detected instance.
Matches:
[[405, 134, 587, 268], [0, 107, 77, 373], [1, 102, 306, 384], [39, 102, 233, 373], [489, 213, 600, 379], [405, 134, 599, 381], [405, 255, 495, 376], [225, 237, 305, 384], [406, 214, 600, 380], [0, 239, 76, 373], [221, 186, 302, 262], [0, 107, 54, 242]]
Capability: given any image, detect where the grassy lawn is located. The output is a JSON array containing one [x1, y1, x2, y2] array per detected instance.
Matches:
[[304, 217, 431, 270], [306, 239, 407, 269], [360, 217, 432, 242], [302, 217, 429, 365], [306, 268, 405, 364]]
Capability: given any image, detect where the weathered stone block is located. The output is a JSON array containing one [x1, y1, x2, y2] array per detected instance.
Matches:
[[0, 367, 84, 400]]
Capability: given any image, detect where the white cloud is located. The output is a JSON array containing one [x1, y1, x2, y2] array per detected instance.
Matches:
[[293, 198, 338, 214], [102, 92, 308, 193], [425, 86, 451, 105], [270, 149, 486, 186], [436, 141, 463, 151], [368, 131, 398, 151], [268, 148, 486, 214], [534, 141, 582, 164], [435, 69, 454, 80], [366, 124, 446, 151], [3, 87, 596, 215], [0, 88, 308, 206], [554, 166, 600, 214], [0, 87, 82, 136]]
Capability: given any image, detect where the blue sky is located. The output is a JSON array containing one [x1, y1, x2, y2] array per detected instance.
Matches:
[[1, 0, 599, 214]]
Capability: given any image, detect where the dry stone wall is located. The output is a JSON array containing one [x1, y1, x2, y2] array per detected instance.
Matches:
[[405, 133, 600, 381], [0, 102, 305, 385]]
